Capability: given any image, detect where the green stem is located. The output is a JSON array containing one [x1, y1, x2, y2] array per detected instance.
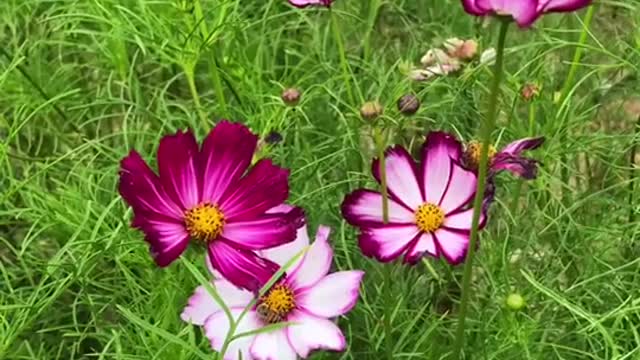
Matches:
[[193, 0, 228, 117], [452, 20, 510, 359], [383, 264, 394, 359], [330, 9, 356, 106], [629, 115, 640, 224], [184, 66, 209, 129], [374, 128, 389, 223], [362, 0, 381, 64]]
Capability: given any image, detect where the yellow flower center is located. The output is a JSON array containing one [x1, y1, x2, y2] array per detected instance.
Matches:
[[415, 203, 445, 233], [257, 284, 295, 324], [463, 140, 497, 170], [184, 203, 225, 242]]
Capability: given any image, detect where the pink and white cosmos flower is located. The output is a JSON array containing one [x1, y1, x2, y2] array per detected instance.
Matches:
[[181, 221, 364, 360], [342, 132, 487, 265], [118, 121, 304, 292], [462, 0, 592, 28]]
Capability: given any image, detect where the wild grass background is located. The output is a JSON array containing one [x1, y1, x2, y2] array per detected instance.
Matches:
[[2, 0, 640, 359]]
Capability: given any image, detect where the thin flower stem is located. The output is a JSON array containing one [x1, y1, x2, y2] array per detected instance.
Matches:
[[330, 8, 356, 106], [383, 264, 395, 359], [374, 127, 389, 223], [629, 115, 640, 224], [452, 19, 510, 359], [185, 66, 209, 129]]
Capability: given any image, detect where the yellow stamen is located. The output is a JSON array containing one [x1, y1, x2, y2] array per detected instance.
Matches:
[[184, 203, 225, 242], [463, 140, 497, 170], [415, 203, 445, 233], [257, 284, 295, 324]]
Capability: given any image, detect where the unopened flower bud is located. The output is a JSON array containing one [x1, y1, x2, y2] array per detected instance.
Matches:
[[506, 293, 526, 311], [521, 83, 540, 101], [420, 48, 450, 67], [281, 88, 301, 106], [360, 101, 383, 121], [264, 131, 283, 145], [479, 48, 496, 66], [397, 94, 420, 116]]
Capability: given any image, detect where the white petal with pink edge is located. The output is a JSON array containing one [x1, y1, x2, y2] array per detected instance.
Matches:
[[289, 226, 332, 289], [444, 208, 486, 231], [422, 134, 460, 205], [286, 310, 346, 357], [404, 232, 438, 263], [342, 190, 415, 226], [434, 228, 470, 265], [259, 224, 310, 268], [379, 147, 423, 209], [250, 328, 297, 360], [439, 162, 477, 213], [204, 308, 261, 360], [181, 280, 253, 326], [359, 225, 420, 262], [297, 271, 364, 318]]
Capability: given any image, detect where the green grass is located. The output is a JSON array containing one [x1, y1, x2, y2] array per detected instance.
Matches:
[[2, 0, 640, 359]]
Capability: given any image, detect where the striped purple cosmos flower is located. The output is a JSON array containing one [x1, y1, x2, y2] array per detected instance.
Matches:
[[288, 0, 333, 8], [462, 0, 592, 28], [463, 137, 545, 180], [341, 132, 487, 265], [182, 216, 364, 360], [118, 121, 304, 292]]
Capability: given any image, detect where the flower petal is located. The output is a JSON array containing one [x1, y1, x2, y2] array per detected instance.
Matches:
[[259, 224, 310, 268], [199, 121, 258, 203], [491, 155, 541, 179], [372, 146, 423, 210], [289, 226, 332, 289], [204, 308, 261, 360], [440, 161, 477, 214], [157, 130, 201, 210], [222, 207, 304, 251], [131, 213, 189, 266], [539, 0, 592, 13], [444, 207, 487, 231], [462, 0, 491, 14], [489, 0, 539, 27], [341, 189, 415, 227], [297, 271, 364, 318], [421, 131, 463, 205], [118, 150, 184, 219], [181, 280, 253, 326], [404, 232, 438, 264], [219, 159, 290, 221], [434, 228, 470, 265], [288, 0, 329, 7], [500, 137, 545, 156], [286, 310, 346, 357], [208, 241, 280, 292], [250, 329, 297, 360], [358, 224, 421, 262]]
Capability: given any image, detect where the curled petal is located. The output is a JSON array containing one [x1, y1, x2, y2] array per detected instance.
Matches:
[[491, 154, 541, 179], [208, 241, 280, 292], [539, 0, 592, 13], [341, 189, 415, 227], [297, 271, 364, 318], [500, 137, 545, 156], [181, 280, 253, 326], [358, 225, 421, 262], [199, 121, 257, 203], [286, 310, 346, 358], [219, 159, 290, 221], [157, 130, 200, 210]]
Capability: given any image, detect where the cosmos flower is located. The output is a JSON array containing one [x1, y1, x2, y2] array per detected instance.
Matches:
[[462, 0, 593, 28], [341, 132, 487, 265], [463, 137, 545, 179], [288, 0, 333, 8], [181, 218, 364, 360], [118, 121, 304, 291]]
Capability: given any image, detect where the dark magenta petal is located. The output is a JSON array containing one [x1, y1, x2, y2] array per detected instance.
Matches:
[[288, 0, 333, 8], [540, 0, 592, 13], [208, 241, 280, 292], [462, 0, 491, 15], [491, 154, 541, 179], [219, 159, 290, 221], [500, 137, 545, 156], [131, 212, 190, 266], [118, 150, 184, 219], [157, 129, 201, 210], [221, 207, 304, 250], [199, 121, 257, 204]]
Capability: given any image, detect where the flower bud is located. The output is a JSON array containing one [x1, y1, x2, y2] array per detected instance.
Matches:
[[264, 131, 283, 145], [360, 101, 383, 121], [397, 94, 420, 116], [420, 48, 450, 67], [521, 83, 540, 101], [281, 88, 301, 106], [479, 48, 496, 66], [505, 293, 526, 311]]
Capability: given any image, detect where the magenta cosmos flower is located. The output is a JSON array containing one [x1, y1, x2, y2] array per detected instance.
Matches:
[[118, 121, 304, 291], [341, 132, 487, 265], [288, 0, 333, 8], [462, 0, 592, 28], [181, 218, 364, 360], [463, 137, 545, 179]]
